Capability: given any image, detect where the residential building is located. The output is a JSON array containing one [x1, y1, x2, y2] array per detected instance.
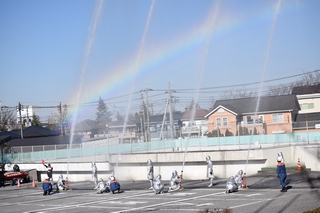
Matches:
[[181, 108, 209, 138], [292, 83, 320, 114], [74, 119, 107, 139], [292, 84, 320, 132], [147, 113, 183, 140], [205, 95, 300, 136]]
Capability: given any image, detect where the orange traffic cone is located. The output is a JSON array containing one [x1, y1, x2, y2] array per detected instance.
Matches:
[[242, 173, 248, 190], [65, 177, 72, 190], [297, 158, 302, 171], [17, 179, 21, 188], [32, 178, 36, 187], [179, 171, 184, 190]]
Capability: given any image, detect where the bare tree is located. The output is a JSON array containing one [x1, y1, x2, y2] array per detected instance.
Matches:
[[295, 71, 320, 86], [0, 107, 16, 132], [221, 87, 257, 100], [267, 71, 320, 96], [186, 98, 200, 110], [47, 104, 70, 134], [266, 83, 294, 96]]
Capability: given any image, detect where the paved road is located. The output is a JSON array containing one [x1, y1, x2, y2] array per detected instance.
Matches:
[[0, 170, 319, 213]]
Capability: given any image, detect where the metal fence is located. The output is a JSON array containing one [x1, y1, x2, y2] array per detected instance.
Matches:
[[3, 132, 320, 164]]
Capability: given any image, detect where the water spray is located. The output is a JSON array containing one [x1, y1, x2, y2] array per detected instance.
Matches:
[[66, 0, 103, 180], [114, 0, 155, 173], [244, 0, 282, 175], [181, 0, 220, 180]]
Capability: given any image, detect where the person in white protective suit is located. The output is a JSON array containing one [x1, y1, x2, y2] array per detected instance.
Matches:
[[225, 176, 238, 194], [104, 176, 112, 193], [234, 170, 243, 190], [169, 170, 181, 191], [206, 156, 214, 187], [92, 162, 98, 186], [152, 174, 164, 194], [147, 159, 154, 190], [94, 178, 107, 194], [56, 174, 66, 192], [277, 152, 285, 163]]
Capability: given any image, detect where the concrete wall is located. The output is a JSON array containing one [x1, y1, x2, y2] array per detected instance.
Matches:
[[5, 144, 319, 182]]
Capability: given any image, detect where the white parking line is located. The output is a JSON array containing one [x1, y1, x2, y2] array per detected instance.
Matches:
[[197, 203, 215, 207], [111, 191, 225, 213]]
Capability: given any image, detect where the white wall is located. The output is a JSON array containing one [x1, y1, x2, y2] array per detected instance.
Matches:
[[6, 144, 319, 182]]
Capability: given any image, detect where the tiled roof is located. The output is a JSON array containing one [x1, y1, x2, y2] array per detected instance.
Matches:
[[208, 95, 299, 116], [108, 120, 137, 128], [292, 84, 320, 95], [8, 135, 83, 147], [74, 119, 104, 132], [0, 126, 59, 139], [181, 109, 210, 121], [149, 113, 183, 123]]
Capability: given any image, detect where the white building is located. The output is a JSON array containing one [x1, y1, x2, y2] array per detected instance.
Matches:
[[16, 105, 33, 127]]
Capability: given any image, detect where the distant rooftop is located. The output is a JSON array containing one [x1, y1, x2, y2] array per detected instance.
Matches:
[[292, 83, 320, 95]]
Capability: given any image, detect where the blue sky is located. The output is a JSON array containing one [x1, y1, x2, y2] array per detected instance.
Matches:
[[1, 0, 320, 122]]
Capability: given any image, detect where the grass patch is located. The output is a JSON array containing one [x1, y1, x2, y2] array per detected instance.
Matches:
[[197, 208, 232, 213], [260, 165, 306, 171], [304, 207, 320, 213]]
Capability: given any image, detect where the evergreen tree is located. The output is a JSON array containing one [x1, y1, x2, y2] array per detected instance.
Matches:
[[115, 111, 124, 122], [225, 129, 233, 136], [31, 114, 41, 126], [96, 97, 112, 126]]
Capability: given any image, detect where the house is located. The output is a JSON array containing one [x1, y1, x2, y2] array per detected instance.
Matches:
[[74, 119, 107, 139], [0, 126, 83, 155], [0, 125, 59, 139], [205, 95, 300, 136], [147, 113, 183, 140], [292, 84, 320, 131], [107, 119, 138, 142], [292, 83, 320, 114], [181, 108, 210, 138]]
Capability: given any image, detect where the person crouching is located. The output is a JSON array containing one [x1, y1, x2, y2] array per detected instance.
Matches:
[[42, 178, 53, 195], [109, 176, 121, 194]]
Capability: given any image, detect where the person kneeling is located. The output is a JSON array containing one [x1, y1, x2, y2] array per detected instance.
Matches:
[[109, 176, 121, 194], [43, 178, 53, 195]]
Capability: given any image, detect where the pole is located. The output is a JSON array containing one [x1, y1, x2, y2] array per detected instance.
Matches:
[[238, 122, 240, 149], [141, 94, 147, 142], [306, 114, 309, 144], [168, 82, 174, 140], [0, 101, 2, 129], [18, 102, 23, 139], [25, 105, 29, 127], [59, 102, 63, 136], [145, 89, 151, 142]]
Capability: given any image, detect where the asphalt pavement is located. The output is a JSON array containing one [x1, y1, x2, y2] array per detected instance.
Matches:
[[0, 170, 319, 213]]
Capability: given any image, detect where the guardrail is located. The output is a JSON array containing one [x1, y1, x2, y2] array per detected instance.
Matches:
[[3, 132, 320, 164]]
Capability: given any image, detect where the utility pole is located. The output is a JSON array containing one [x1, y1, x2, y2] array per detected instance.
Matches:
[[141, 94, 147, 142], [63, 104, 67, 135], [141, 88, 152, 142], [26, 105, 29, 127], [58, 102, 63, 136], [0, 101, 2, 129], [168, 82, 174, 139], [17, 102, 23, 139]]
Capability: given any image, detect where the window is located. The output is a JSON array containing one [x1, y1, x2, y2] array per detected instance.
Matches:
[[300, 103, 314, 110], [216, 118, 221, 127], [223, 118, 228, 126], [272, 113, 284, 123], [258, 115, 264, 123]]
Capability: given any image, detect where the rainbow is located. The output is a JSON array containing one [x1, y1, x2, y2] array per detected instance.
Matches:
[[68, 0, 295, 119]]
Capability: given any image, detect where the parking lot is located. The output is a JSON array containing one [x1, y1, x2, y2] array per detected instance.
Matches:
[[0, 170, 319, 213]]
